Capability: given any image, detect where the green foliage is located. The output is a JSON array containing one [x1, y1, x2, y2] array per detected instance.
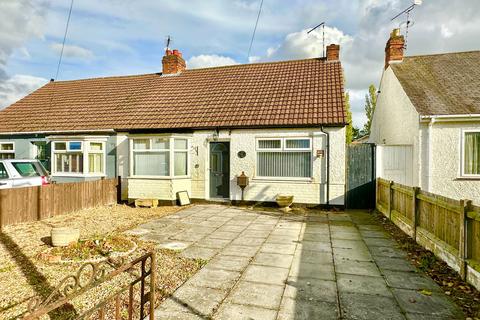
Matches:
[[418, 253, 437, 271], [345, 92, 353, 144], [363, 84, 377, 135]]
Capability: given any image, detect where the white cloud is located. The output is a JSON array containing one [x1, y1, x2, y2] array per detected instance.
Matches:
[[440, 24, 454, 38], [262, 26, 354, 61], [50, 43, 95, 61], [0, 75, 47, 109], [187, 54, 238, 69]]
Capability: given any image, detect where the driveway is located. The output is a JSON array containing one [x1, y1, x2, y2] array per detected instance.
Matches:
[[130, 205, 463, 320]]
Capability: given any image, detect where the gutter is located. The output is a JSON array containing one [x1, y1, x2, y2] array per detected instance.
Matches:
[[320, 126, 330, 206], [0, 129, 116, 136], [420, 114, 480, 122]]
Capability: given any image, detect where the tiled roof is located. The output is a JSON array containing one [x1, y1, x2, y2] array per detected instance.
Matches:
[[391, 51, 480, 115], [0, 58, 346, 133]]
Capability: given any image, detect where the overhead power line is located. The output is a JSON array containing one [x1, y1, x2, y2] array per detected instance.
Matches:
[[54, 0, 74, 80], [247, 0, 264, 60]]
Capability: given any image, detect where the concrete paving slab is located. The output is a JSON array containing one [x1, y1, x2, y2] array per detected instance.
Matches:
[[339, 292, 406, 320], [209, 231, 241, 240], [384, 270, 442, 292], [337, 273, 392, 297], [240, 230, 271, 238], [284, 278, 337, 303], [289, 261, 335, 281], [293, 249, 333, 265], [206, 254, 252, 272], [333, 247, 373, 262], [265, 235, 299, 245], [195, 237, 231, 249], [360, 230, 390, 238], [364, 236, 399, 247], [151, 206, 465, 320], [374, 256, 417, 272], [335, 260, 382, 277], [331, 232, 363, 240], [243, 265, 290, 285], [180, 245, 219, 260], [369, 245, 408, 259], [331, 239, 368, 250], [231, 236, 265, 247], [277, 297, 338, 320], [260, 243, 297, 255], [217, 225, 247, 233], [393, 288, 463, 319], [253, 252, 294, 268], [227, 281, 284, 309], [222, 244, 259, 257], [186, 268, 241, 290], [297, 240, 332, 252], [214, 303, 277, 320], [172, 284, 227, 316]]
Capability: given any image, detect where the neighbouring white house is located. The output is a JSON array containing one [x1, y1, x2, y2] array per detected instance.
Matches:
[[0, 45, 347, 206], [370, 28, 480, 203]]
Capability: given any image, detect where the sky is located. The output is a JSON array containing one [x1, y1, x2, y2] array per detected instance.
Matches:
[[0, 0, 479, 129]]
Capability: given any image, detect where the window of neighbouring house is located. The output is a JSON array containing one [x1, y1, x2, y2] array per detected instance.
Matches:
[[0, 142, 15, 159], [463, 131, 480, 176], [52, 140, 105, 176], [257, 138, 312, 178], [0, 163, 8, 179], [131, 137, 189, 177]]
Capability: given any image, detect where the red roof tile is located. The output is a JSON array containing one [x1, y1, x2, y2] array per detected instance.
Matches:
[[0, 58, 346, 133]]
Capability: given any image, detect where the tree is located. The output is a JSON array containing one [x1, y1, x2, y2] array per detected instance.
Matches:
[[345, 92, 353, 144], [363, 84, 377, 135]]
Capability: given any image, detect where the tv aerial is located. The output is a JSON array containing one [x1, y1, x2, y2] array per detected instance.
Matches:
[[165, 35, 172, 52], [307, 22, 326, 58], [391, 0, 422, 51]]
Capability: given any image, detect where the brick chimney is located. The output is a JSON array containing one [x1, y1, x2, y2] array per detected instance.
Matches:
[[326, 44, 340, 61], [385, 28, 405, 69], [162, 49, 186, 75]]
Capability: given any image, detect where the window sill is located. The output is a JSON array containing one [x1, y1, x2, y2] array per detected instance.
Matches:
[[455, 176, 480, 181], [252, 177, 313, 183]]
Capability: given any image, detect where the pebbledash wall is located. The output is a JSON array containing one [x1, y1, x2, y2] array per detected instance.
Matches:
[[122, 127, 346, 206]]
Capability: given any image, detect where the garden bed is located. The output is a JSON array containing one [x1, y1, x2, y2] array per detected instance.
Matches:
[[0, 204, 204, 319]]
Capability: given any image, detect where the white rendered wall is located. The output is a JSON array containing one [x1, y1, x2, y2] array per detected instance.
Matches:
[[369, 67, 421, 186], [123, 127, 346, 205]]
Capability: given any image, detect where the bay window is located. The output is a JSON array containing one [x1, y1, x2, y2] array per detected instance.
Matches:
[[52, 140, 106, 176], [0, 142, 15, 159], [463, 131, 480, 176], [257, 138, 312, 178], [131, 137, 189, 177]]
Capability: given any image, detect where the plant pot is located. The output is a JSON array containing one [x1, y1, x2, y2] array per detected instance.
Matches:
[[51, 227, 80, 247], [276, 195, 294, 208]]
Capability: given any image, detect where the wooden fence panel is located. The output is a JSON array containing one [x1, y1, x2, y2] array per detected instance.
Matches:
[[376, 178, 480, 290], [0, 178, 118, 228]]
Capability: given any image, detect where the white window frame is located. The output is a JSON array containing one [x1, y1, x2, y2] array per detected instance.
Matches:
[[129, 135, 191, 179], [0, 142, 15, 159], [255, 137, 313, 180], [50, 138, 107, 177], [460, 129, 480, 178]]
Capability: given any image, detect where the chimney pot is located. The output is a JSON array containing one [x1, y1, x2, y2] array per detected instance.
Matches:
[[385, 28, 405, 70], [326, 44, 340, 61], [162, 48, 186, 74]]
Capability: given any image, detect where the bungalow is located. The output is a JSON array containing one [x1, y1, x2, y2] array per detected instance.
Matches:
[[369, 29, 480, 202], [0, 45, 347, 206]]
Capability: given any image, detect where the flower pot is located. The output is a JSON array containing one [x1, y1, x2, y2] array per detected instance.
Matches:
[[276, 195, 294, 208], [51, 227, 80, 247]]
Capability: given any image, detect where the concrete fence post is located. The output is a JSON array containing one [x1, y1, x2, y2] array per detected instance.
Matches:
[[412, 187, 420, 240], [388, 181, 394, 219]]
